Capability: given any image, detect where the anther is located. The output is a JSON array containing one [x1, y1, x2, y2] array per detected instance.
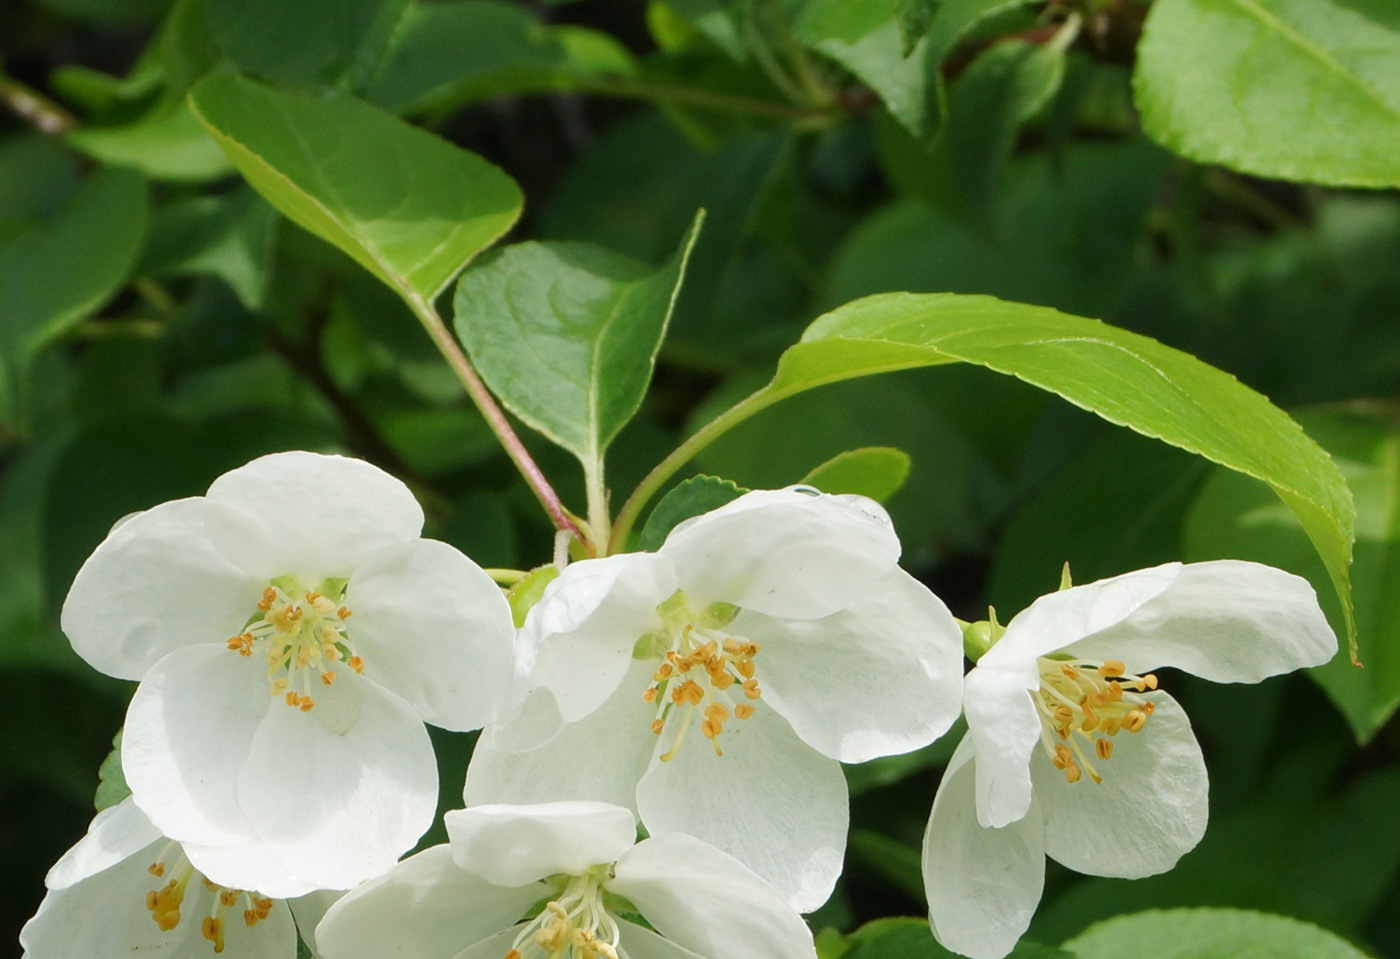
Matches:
[[1064, 760, 1082, 784], [1095, 739, 1113, 760], [742, 679, 761, 699], [1100, 659, 1125, 678], [734, 703, 755, 720], [1060, 664, 1079, 680], [1126, 709, 1147, 733], [643, 688, 658, 703]]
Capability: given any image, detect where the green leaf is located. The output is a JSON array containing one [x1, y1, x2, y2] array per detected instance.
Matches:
[[454, 215, 703, 474], [911, 35, 1070, 227], [1133, 0, 1400, 187], [137, 189, 278, 308], [639, 475, 748, 552], [0, 135, 81, 237], [1184, 405, 1400, 741], [203, 0, 409, 88], [1064, 908, 1373, 959], [659, 0, 747, 60], [840, 916, 1072, 959], [0, 168, 148, 424], [507, 565, 561, 628], [801, 446, 912, 502], [796, 0, 932, 136], [94, 729, 130, 811], [634, 293, 1356, 651], [368, 1, 633, 116], [918, 0, 1042, 137], [894, 0, 940, 54], [67, 101, 233, 181], [189, 73, 523, 306]]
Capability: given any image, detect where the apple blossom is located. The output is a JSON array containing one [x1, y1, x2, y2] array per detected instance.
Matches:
[[19, 797, 338, 958], [921, 560, 1338, 959], [464, 486, 965, 911], [315, 800, 817, 959], [61, 451, 516, 896]]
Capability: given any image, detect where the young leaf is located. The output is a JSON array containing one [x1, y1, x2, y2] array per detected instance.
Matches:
[[188, 73, 523, 306], [454, 214, 703, 475], [801, 446, 912, 503], [620, 293, 1356, 653], [67, 102, 233, 182], [1185, 405, 1400, 742], [1134, 0, 1400, 187], [638, 475, 748, 552], [94, 729, 130, 811], [1064, 908, 1372, 959]]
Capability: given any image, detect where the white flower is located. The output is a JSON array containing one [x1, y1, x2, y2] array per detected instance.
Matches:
[[315, 800, 818, 959], [61, 451, 516, 896], [921, 560, 1338, 959], [465, 487, 965, 911], [20, 797, 338, 958]]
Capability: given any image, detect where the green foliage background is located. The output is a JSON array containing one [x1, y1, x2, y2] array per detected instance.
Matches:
[[1, 0, 1398, 955]]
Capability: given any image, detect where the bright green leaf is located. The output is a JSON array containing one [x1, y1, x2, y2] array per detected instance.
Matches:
[[802, 446, 912, 502], [633, 293, 1356, 651], [454, 215, 702, 475], [369, 0, 633, 116], [68, 101, 233, 181], [1184, 405, 1400, 741], [508, 565, 561, 628], [203, 0, 409, 88], [840, 916, 1072, 959], [1064, 908, 1373, 959], [639, 475, 748, 552], [189, 73, 523, 306], [1134, 0, 1400, 187], [94, 729, 130, 811]]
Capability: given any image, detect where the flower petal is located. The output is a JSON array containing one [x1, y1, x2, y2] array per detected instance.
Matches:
[[746, 568, 963, 763], [445, 802, 637, 887], [347, 538, 515, 731], [923, 736, 1045, 959], [315, 845, 544, 959], [522, 552, 676, 723], [635, 701, 847, 913], [660, 488, 900, 620], [21, 846, 297, 959], [1065, 560, 1337, 683], [615, 920, 707, 959], [236, 677, 437, 891], [611, 833, 817, 959], [464, 658, 659, 812], [45, 797, 162, 890], [61, 499, 261, 680], [962, 662, 1041, 828], [182, 835, 315, 900], [288, 889, 344, 958], [981, 564, 1182, 668], [1035, 691, 1207, 879], [203, 451, 424, 581], [447, 928, 532, 959], [123, 643, 266, 848]]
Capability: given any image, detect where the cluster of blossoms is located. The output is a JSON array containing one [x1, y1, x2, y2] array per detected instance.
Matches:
[[21, 451, 1337, 959]]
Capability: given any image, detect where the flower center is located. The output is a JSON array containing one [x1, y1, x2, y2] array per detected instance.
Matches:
[[143, 842, 276, 953], [504, 866, 621, 959], [635, 591, 762, 761], [226, 575, 363, 712], [1033, 657, 1159, 785]]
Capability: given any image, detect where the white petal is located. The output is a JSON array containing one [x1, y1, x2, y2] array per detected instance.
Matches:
[[447, 928, 532, 959], [746, 568, 963, 763], [1065, 560, 1337, 683], [21, 848, 297, 959], [523, 552, 676, 722], [615, 920, 707, 959], [962, 662, 1042, 828], [289, 889, 344, 957], [660, 488, 901, 620], [347, 538, 516, 731], [182, 836, 316, 900], [45, 797, 162, 890], [1035, 691, 1208, 879], [61, 499, 261, 680], [203, 451, 424, 582], [124, 643, 267, 848], [236, 677, 437, 891], [635, 701, 847, 913], [315, 845, 543, 959], [611, 834, 817, 959], [981, 564, 1182, 668], [464, 658, 659, 811], [479, 680, 570, 754], [922, 737, 1045, 959], [445, 802, 637, 887]]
